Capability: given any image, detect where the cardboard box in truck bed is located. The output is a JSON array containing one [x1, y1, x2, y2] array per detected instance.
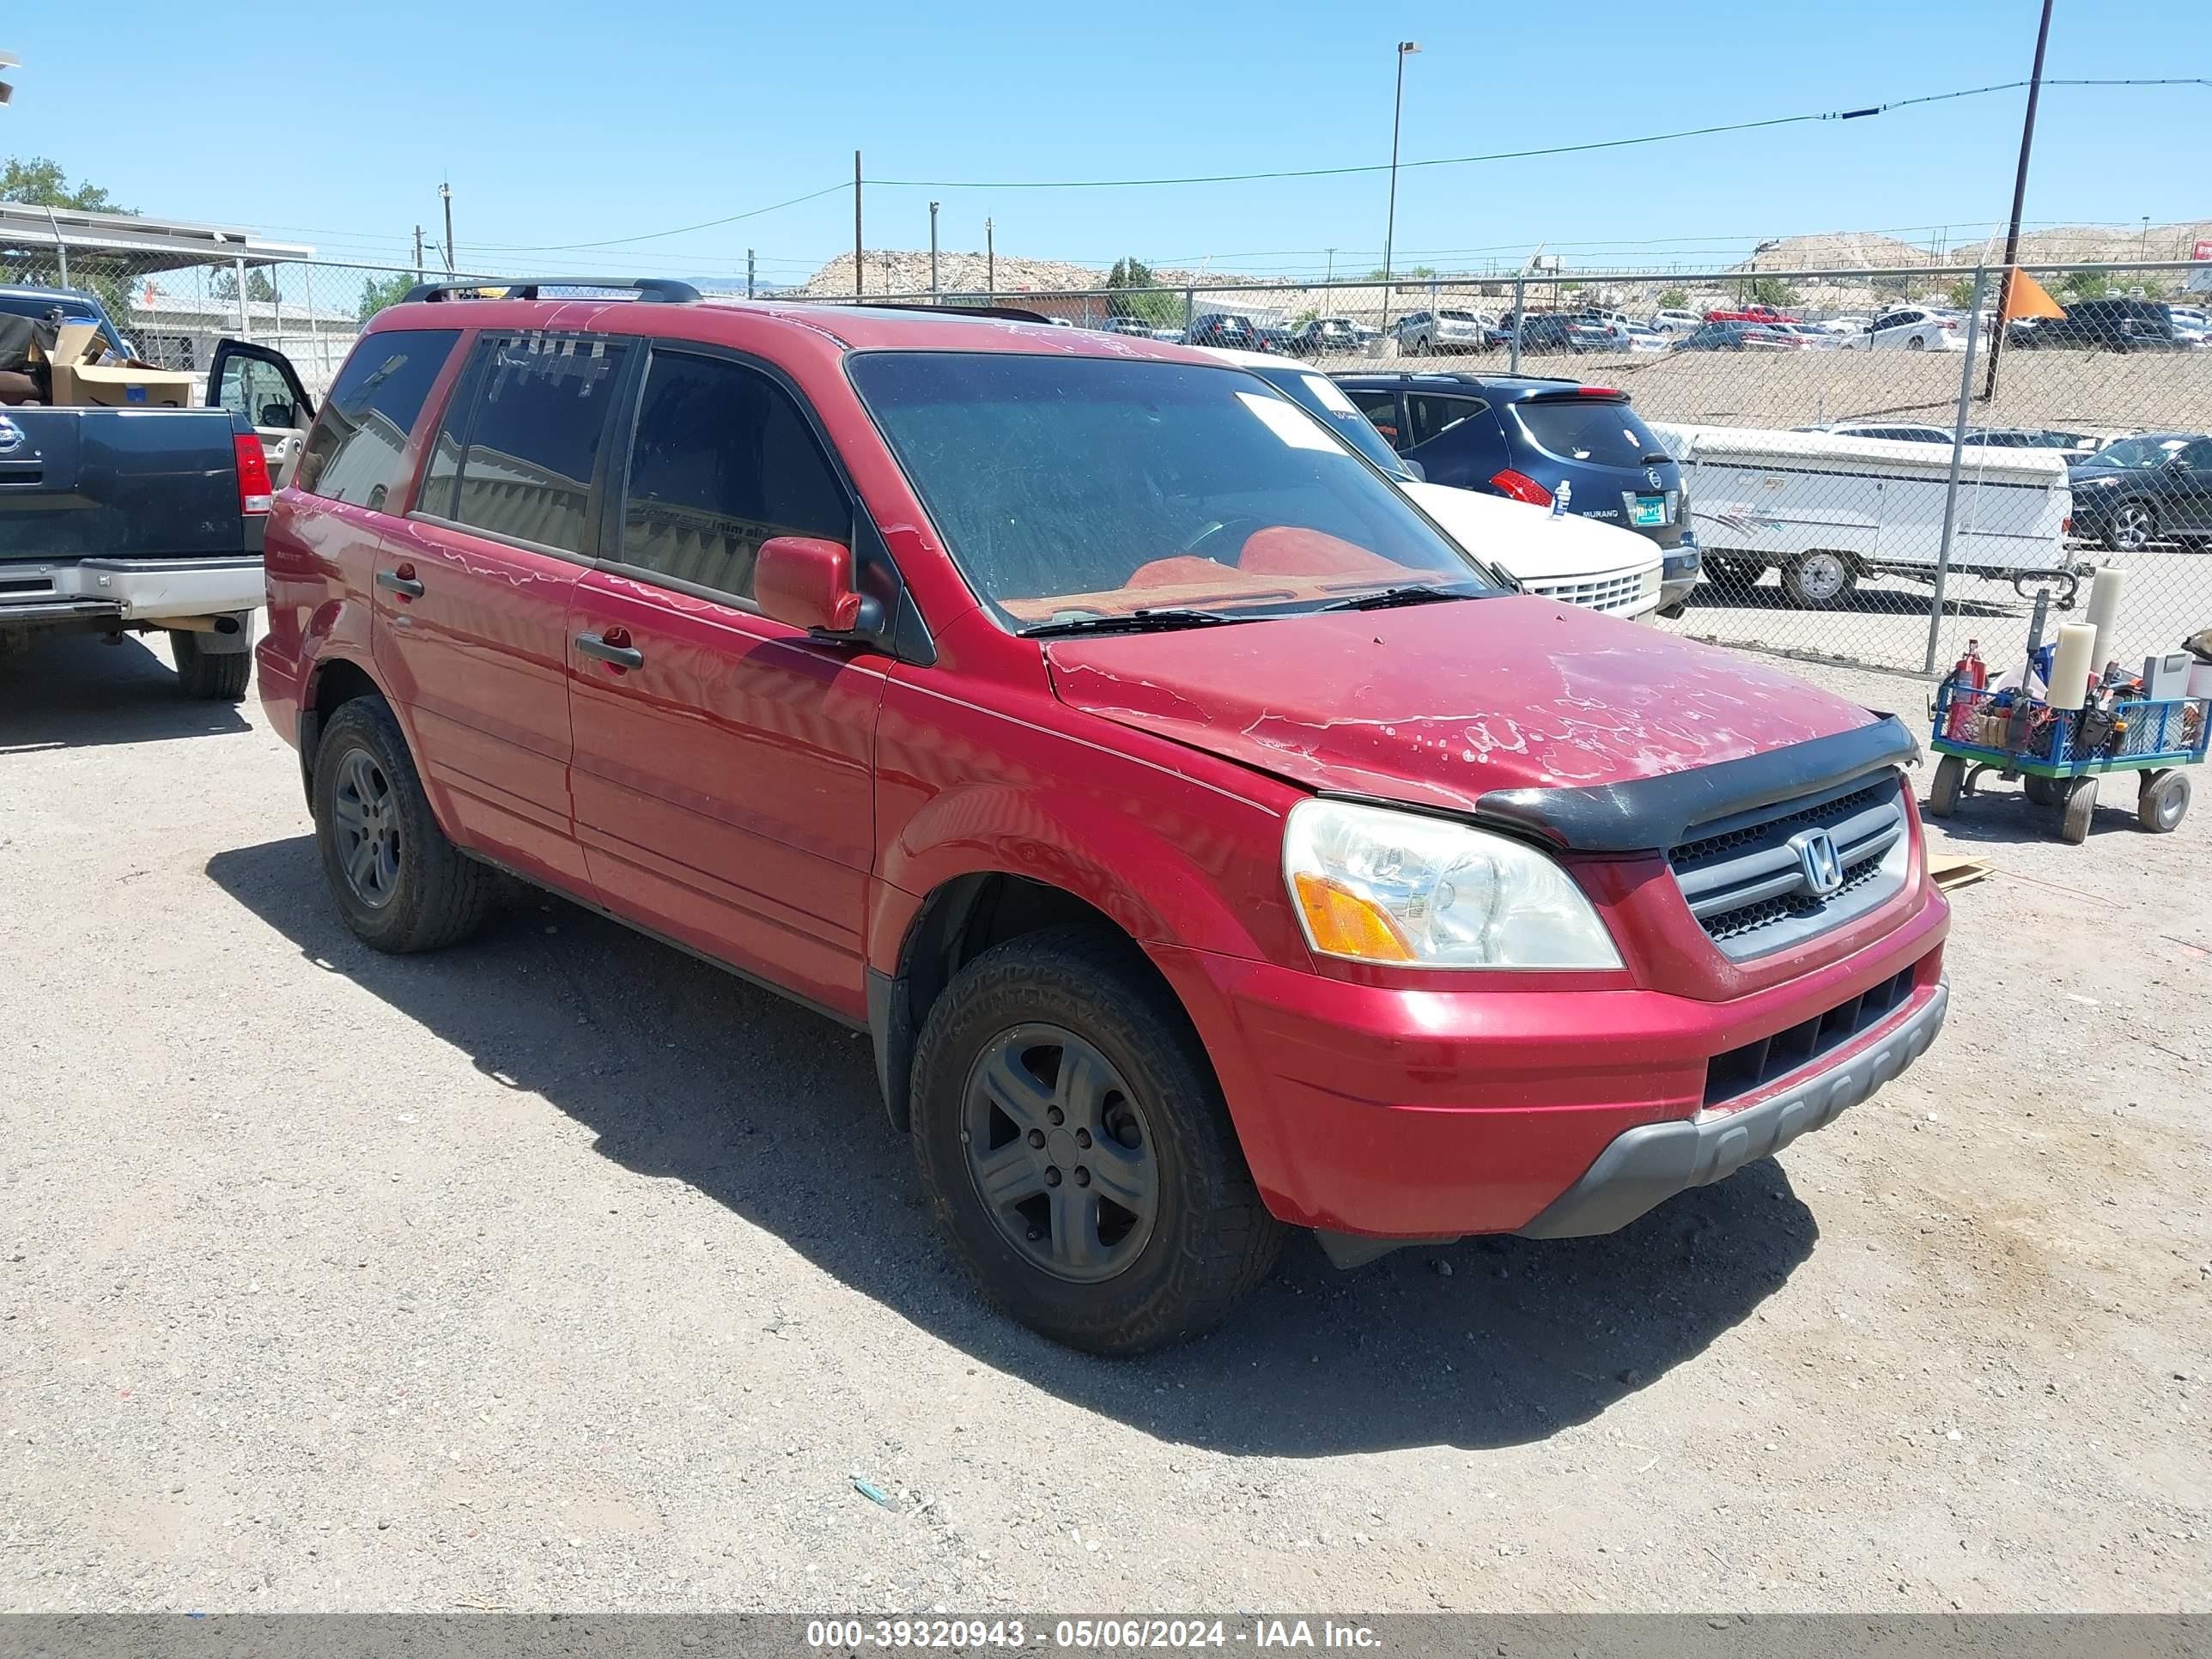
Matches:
[[39, 319, 195, 407]]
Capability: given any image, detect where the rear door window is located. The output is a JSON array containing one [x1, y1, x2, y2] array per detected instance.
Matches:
[[1406, 395, 1491, 447], [419, 332, 630, 555], [295, 328, 460, 510], [614, 349, 851, 602], [1345, 387, 1404, 447], [1511, 398, 1664, 467]]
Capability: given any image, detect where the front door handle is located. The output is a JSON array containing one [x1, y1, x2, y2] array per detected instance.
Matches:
[[375, 567, 424, 599], [575, 631, 644, 670]]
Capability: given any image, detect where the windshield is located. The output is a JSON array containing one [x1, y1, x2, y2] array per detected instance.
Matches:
[[1511, 398, 1668, 467], [2090, 435, 2186, 470], [849, 352, 1500, 629], [1249, 365, 1413, 479], [1438, 309, 1482, 322]]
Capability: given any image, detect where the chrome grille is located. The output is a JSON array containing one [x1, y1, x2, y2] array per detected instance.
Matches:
[[1526, 567, 1659, 616], [1670, 771, 1908, 959]]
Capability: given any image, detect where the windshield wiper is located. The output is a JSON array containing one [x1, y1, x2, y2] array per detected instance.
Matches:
[[1022, 607, 1241, 639], [1319, 582, 1483, 612]]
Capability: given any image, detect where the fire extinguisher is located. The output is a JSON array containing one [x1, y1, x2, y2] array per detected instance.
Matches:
[[1943, 639, 1986, 740]]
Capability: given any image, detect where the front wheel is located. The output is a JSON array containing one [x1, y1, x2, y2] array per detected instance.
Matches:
[[2060, 775, 2099, 844], [909, 927, 1286, 1354], [1928, 755, 1966, 817], [171, 624, 252, 702], [1781, 549, 1858, 608], [2023, 772, 2063, 808]]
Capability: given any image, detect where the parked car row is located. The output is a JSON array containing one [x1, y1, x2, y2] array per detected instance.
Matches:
[[215, 284, 1956, 1354]]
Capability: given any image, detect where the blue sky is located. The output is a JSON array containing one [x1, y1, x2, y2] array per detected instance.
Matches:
[[6, 1, 2207, 285]]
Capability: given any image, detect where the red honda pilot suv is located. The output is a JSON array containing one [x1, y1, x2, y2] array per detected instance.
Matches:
[[258, 279, 1949, 1353]]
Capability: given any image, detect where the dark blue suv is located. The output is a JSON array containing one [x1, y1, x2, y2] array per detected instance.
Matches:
[[1333, 372, 1699, 613]]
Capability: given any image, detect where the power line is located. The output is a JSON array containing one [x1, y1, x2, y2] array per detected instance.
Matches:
[[864, 78, 2209, 191]]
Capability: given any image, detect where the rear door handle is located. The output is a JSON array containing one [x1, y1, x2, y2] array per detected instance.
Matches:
[[575, 631, 644, 670], [375, 568, 424, 599]]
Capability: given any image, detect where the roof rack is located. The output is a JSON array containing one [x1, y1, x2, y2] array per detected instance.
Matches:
[[855, 301, 1056, 325], [401, 277, 702, 305]]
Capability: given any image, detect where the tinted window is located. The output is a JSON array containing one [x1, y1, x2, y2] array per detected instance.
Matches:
[[617, 350, 849, 599], [425, 333, 629, 554], [1407, 395, 1490, 447], [1512, 398, 1665, 467], [1346, 387, 1403, 447], [296, 328, 459, 508]]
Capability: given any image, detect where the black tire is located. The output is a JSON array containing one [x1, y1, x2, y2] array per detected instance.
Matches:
[[171, 625, 252, 702], [1927, 754, 1965, 817], [2138, 769, 2190, 833], [1705, 556, 1764, 592], [311, 696, 495, 953], [1781, 549, 1858, 609], [1906, 336, 1927, 351], [909, 926, 1286, 1354], [2023, 773, 2063, 808], [2059, 775, 2098, 845], [1654, 599, 1687, 620]]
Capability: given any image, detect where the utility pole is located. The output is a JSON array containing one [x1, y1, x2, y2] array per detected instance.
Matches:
[[1325, 247, 1336, 286], [413, 225, 424, 283], [854, 150, 864, 299], [1984, 0, 2053, 401], [2139, 216, 2151, 259], [439, 180, 454, 274], [1381, 40, 1421, 338], [986, 218, 995, 303], [930, 201, 940, 299], [747, 248, 756, 300]]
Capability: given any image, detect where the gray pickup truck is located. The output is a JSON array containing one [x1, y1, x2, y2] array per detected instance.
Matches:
[[1, 325, 313, 701]]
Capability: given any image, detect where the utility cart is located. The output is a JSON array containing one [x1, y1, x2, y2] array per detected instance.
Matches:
[[1927, 683, 2209, 843]]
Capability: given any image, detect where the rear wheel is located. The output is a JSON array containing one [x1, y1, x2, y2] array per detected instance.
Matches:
[[2023, 772, 2063, 808], [1705, 556, 1764, 592], [1781, 549, 1858, 608], [2139, 769, 2191, 833], [2106, 501, 2157, 553], [171, 623, 252, 702], [312, 696, 495, 952], [909, 927, 1286, 1354], [2059, 775, 2099, 844], [1906, 336, 1928, 351]]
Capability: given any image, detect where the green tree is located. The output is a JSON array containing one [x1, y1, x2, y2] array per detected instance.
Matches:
[[0, 155, 140, 330], [1945, 276, 1978, 309], [1364, 264, 1437, 281], [1745, 275, 1799, 308], [0, 156, 131, 214], [212, 267, 280, 304], [1104, 256, 1179, 326], [2060, 269, 2109, 301], [359, 272, 416, 319], [1656, 286, 1690, 310]]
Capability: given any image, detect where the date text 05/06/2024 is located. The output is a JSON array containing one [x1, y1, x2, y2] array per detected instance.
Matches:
[[803, 1618, 1382, 1650]]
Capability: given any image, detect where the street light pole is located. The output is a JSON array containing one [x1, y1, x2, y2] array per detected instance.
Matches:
[[1983, 0, 2053, 401], [439, 180, 454, 275], [930, 201, 940, 300], [1380, 40, 1420, 341]]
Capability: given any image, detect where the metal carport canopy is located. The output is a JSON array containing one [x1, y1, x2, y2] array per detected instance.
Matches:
[[0, 202, 314, 271]]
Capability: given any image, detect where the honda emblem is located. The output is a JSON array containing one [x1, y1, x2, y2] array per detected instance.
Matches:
[[1789, 829, 1846, 898]]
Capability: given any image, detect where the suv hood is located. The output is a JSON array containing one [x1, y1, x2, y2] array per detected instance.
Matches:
[[1401, 481, 1661, 585], [1045, 595, 1882, 811]]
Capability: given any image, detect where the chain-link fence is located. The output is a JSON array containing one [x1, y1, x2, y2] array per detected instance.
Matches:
[[8, 236, 2209, 690], [810, 258, 2212, 686]]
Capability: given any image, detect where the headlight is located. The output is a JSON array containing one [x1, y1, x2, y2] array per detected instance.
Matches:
[[1282, 799, 1622, 969]]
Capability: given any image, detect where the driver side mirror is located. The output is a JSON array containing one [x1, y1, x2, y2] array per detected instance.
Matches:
[[755, 535, 882, 639]]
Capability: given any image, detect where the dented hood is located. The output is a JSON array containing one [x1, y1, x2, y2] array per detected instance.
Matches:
[[1044, 595, 1883, 812]]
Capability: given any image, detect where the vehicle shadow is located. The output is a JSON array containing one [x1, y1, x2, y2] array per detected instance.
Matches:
[[1922, 779, 2150, 845], [204, 835, 1818, 1456], [0, 633, 252, 753], [1688, 581, 2017, 619]]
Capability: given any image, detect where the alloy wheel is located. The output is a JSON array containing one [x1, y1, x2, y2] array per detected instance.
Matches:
[[962, 1024, 1159, 1284], [331, 746, 402, 908], [2112, 503, 2154, 551]]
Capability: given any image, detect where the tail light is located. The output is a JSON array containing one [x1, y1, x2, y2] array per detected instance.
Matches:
[[234, 434, 275, 515], [2063, 514, 2073, 534], [1575, 386, 1623, 398], [1491, 469, 1553, 507]]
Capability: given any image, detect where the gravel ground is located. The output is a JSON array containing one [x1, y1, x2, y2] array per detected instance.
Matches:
[[3, 632, 2208, 1615]]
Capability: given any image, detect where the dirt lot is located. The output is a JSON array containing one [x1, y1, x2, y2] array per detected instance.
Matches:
[[3, 633, 2209, 1614]]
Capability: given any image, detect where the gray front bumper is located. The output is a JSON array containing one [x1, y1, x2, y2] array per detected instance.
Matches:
[[1517, 976, 1949, 1238]]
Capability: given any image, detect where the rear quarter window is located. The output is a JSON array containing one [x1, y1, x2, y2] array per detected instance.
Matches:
[[1511, 398, 1663, 468], [296, 329, 461, 510]]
